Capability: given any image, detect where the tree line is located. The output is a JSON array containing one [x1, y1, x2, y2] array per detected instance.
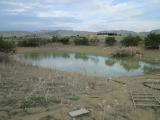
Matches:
[[0, 33, 160, 53], [105, 33, 160, 49]]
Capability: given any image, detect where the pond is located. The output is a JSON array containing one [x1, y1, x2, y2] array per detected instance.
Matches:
[[16, 51, 160, 77]]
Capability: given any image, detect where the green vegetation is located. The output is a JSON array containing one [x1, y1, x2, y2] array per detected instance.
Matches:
[[52, 36, 70, 44], [121, 35, 142, 46], [144, 33, 160, 49], [59, 37, 70, 44], [74, 36, 89, 45], [89, 36, 99, 46], [51, 36, 59, 43], [20, 96, 60, 109], [18, 37, 50, 47], [105, 37, 116, 46], [0, 36, 16, 53]]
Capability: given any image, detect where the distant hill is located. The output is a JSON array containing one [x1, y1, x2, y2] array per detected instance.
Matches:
[[0, 30, 93, 38], [100, 29, 160, 36], [99, 30, 138, 36], [0, 31, 32, 37], [139, 29, 160, 36], [0, 29, 159, 37], [150, 29, 160, 34], [34, 30, 94, 38]]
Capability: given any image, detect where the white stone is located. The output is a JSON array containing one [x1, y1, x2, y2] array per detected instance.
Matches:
[[69, 108, 90, 117]]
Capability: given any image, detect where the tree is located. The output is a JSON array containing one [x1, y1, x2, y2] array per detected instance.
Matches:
[[121, 35, 142, 46], [0, 36, 2, 41], [52, 36, 59, 43], [105, 37, 116, 46], [59, 37, 70, 44], [144, 33, 160, 49], [18, 37, 48, 47], [74, 37, 89, 45], [0, 36, 16, 53], [88, 36, 99, 46]]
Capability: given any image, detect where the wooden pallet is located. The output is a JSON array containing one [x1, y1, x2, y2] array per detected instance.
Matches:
[[130, 91, 160, 108], [143, 81, 160, 91]]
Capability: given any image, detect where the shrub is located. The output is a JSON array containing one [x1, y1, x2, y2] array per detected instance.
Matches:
[[105, 37, 116, 46], [20, 96, 60, 109], [74, 37, 89, 45], [52, 36, 59, 43], [144, 33, 160, 49], [89, 36, 99, 45], [121, 35, 142, 46], [59, 37, 70, 44], [112, 47, 141, 58], [18, 37, 48, 47], [0, 36, 16, 53], [21, 96, 48, 109]]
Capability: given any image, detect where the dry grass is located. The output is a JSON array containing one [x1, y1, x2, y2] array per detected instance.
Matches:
[[112, 47, 142, 57], [18, 45, 160, 61], [0, 52, 10, 63], [17, 46, 119, 57], [0, 46, 160, 120], [0, 58, 160, 120]]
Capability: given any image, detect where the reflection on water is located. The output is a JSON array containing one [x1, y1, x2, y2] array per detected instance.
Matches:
[[106, 58, 141, 71], [17, 51, 160, 77]]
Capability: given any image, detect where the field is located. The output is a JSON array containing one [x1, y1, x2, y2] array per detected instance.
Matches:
[[0, 45, 160, 120]]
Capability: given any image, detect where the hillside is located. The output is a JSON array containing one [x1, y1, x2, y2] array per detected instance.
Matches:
[[0, 29, 159, 37], [0, 31, 32, 37], [99, 30, 138, 36]]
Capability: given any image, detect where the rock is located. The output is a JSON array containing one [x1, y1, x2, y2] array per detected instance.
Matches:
[[69, 108, 90, 117]]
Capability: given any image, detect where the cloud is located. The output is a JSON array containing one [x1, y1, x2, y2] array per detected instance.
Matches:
[[0, 0, 160, 31], [79, 19, 160, 32], [37, 11, 73, 18]]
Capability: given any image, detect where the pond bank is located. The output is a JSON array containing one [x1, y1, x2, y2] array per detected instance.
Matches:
[[16, 50, 160, 77], [0, 46, 159, 120], [0, 55, 160, 120], [18, 45, 160, 61]]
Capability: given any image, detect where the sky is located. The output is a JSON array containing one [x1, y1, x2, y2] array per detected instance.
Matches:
[[0, 0, 160, 32]]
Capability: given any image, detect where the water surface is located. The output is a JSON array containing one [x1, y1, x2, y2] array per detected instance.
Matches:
[[17, 51, 160, 77]]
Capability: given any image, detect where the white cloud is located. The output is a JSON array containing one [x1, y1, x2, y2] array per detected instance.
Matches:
[[3, 9, 26, 15], [37, 11, 73, 18], [73, 17, 160, 32], [0, 0, 160, 31]]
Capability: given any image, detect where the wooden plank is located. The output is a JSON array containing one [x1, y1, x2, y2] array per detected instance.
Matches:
[[133, 96, 155, 98], [130, 89, 160, 107], [69, 108, 90, 117], [132, 93, 152, 95], [153, 96, 160, 104], [130, 90, 136, 108], [135, 104, 160, 107], [134, 99, 157, 102]]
